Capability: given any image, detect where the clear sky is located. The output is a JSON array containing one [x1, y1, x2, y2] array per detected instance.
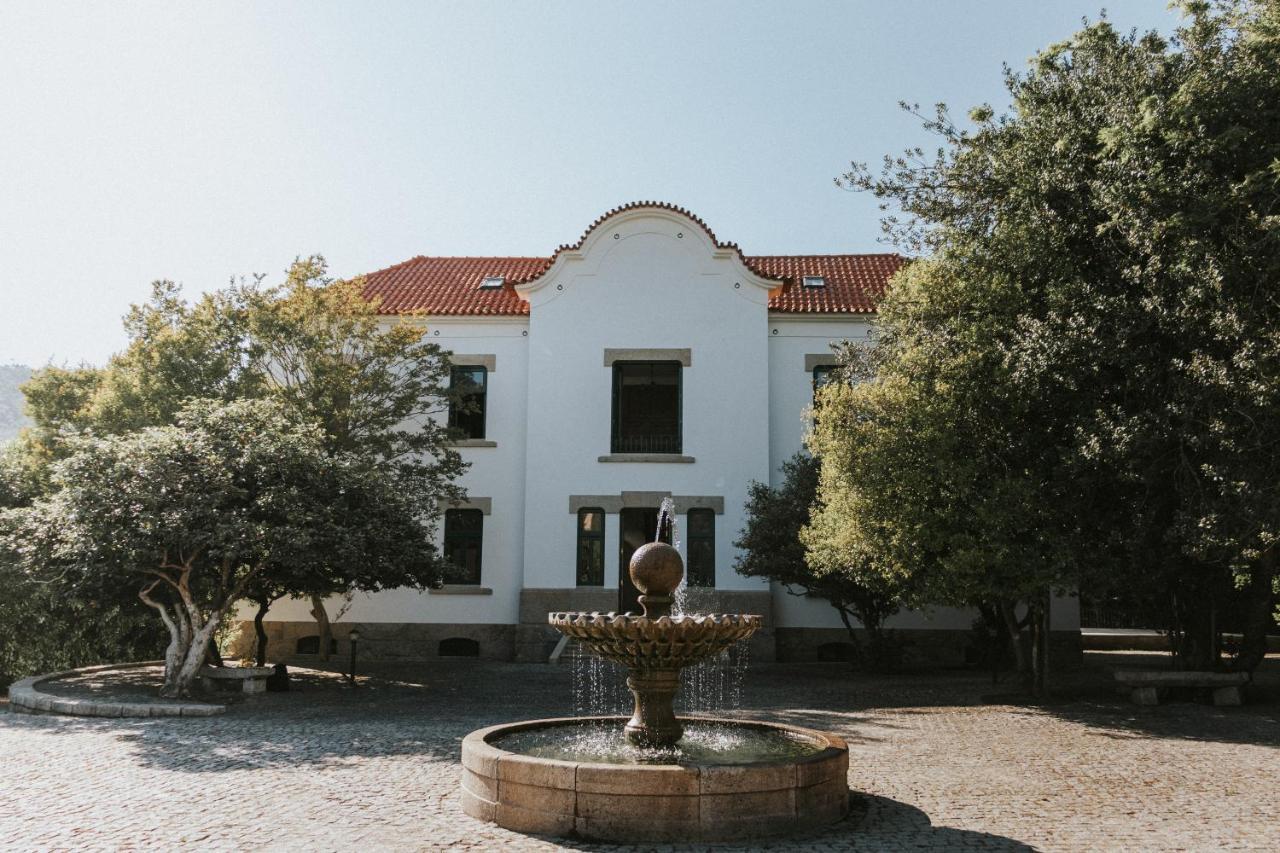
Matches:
[[0, 1, 1178, 367]]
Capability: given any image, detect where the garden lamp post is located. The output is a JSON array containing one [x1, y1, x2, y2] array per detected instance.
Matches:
[[348, 628, 361, 686]]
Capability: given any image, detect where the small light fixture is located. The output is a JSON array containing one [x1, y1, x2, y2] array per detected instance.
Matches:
[[348, 628, 362, 686], [479, 276, 505, 289], [802, 275, 826, 289]]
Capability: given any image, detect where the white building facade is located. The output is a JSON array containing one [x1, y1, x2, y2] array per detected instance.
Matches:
[[257, 203, 1080, 664]]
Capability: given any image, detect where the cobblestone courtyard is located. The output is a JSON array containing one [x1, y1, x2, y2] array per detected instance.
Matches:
[[2, 653, 1278, 851]]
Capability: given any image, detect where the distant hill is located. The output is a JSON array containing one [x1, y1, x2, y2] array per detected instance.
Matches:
[[0, 364, 34, 443]]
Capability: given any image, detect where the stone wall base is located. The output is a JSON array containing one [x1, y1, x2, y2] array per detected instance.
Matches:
[[246, 617, 1082, 668], [775, 627, 1083, 668], [241, 620, 516, 664]]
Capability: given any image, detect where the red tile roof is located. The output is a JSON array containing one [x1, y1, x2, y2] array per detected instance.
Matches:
[[360, 204, 904, 316]]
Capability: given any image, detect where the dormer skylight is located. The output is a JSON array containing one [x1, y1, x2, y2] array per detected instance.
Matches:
[[478, 276, 505, 289], [802, 275, 826, 289]]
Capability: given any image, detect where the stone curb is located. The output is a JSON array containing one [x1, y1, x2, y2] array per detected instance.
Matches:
[[6, 661, 226, 719]]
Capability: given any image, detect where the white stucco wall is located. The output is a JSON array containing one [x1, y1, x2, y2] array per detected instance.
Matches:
[[518, 208, 774, 593], [260, 317, 530, 625]]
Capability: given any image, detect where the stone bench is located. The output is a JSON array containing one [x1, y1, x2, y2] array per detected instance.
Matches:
[[1114, 670, 1249, 707], [201, 665, 275, 695]]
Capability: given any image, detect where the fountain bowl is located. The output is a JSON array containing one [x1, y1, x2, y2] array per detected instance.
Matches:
[[461, 716, 849, 842]]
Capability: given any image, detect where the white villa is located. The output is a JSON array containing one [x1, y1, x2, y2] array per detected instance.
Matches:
[[254, 202, 1081, 664]]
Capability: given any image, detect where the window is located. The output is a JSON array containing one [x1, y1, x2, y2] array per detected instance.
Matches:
[[449, 366, 487, 439], [478, 276, 505, 289], [802, 275, 826, 288], [443, 508, 483, 584], [686, 509, 715, 587], [812, 364, 837, 407], [612, 361, 681, 453], [576, 508, 605, 586]]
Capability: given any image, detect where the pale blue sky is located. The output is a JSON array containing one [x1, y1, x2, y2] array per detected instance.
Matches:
[[1, 1, 1177, 367]]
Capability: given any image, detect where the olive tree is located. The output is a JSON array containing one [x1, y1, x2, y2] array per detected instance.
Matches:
[[16, 256, 465, 659], [2, 399, 441, 697]]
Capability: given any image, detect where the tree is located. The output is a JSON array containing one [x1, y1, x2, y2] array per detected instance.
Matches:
[[820, 0, 1280, 680], [238, 258, 465, 657], [735, 453, 905, 670], [16, 257, 466, 661], [1, 399, 442, 697]]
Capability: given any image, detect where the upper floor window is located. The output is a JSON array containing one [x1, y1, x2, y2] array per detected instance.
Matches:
[[612, 361, 681, 454], [686, 509, 715, 587], [576, 508, 605, 586], [449, 365, 487, 439], [812, 364, 836, 407], [443, 508, 483, 584]]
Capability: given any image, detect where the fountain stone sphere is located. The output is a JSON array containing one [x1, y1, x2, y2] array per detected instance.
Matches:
[[459, 531, 851, 842], [629, 541, 682, 600]]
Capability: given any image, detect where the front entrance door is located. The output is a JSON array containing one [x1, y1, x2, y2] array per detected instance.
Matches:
[[618, 508, 671, 614]]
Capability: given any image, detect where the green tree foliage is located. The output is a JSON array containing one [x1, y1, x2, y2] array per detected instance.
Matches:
[[736, 453, 904, 670], [8, 256, 465, 675], [1, 399, 441, 697], [0, 444, 166, 686], [815, 1, 1280, 682]]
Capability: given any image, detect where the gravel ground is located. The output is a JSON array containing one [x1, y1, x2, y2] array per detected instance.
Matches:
[[2, 652, 1277, 851]]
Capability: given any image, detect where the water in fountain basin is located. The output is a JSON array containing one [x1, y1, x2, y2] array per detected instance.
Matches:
[[494, 720, 824, 766]]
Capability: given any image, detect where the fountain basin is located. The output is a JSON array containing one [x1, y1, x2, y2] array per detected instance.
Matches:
[[461, 716, 849, 842]]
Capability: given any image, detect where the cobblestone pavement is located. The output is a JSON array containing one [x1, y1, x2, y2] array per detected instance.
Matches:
[[2, 652, 1278, 852]]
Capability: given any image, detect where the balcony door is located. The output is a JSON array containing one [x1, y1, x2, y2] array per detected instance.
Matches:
[[618, 507, 672, 614]]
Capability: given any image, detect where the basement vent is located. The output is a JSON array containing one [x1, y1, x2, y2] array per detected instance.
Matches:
[[478, 276, 505, 289], [802, 276, 826, 288], [439, 637, 480, 657]]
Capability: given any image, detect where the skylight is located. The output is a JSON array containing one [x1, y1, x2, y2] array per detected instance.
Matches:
[[802, 275, 826, 288], [478, 276, 505, 289]]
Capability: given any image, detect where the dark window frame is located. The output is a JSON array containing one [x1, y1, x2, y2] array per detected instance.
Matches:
[[685, 508, 715, 588], [576, 508, 606, 587], [611, 360, 682, 454], [812, 364, 836, 407], [443, 508, 483, 585], [449, 365, 488, 440]]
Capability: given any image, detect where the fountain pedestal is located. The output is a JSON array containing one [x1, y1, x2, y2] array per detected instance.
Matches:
[[624, 669, 682, 747]]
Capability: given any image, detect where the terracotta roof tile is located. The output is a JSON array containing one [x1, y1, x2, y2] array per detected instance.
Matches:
[[753, 254, 904, 313], [360, 204, 904, 316]]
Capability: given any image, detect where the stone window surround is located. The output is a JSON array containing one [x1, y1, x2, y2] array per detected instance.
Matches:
[[438, 497, 492, 515], [451, 353, 497, 372], [597, 453, 695, 463], [567, 492, 724, 515], [804, 353, 838, 371], [603, 348, 691, 367], [447, 354, 496, 448], [430, 585, 494, 596]]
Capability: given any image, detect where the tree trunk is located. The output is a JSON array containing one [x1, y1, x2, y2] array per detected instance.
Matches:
[[172, 614, 223, 698], [310, 594, 333, 661], [159, 621, 185, 697], [140, 584, 188, 698], [1173, 584, 1218, 671], [1029, 598, 1048, 698], [254, 598, 272, 667], [997, 600, 1029, 677], [1232, 549, 1276, 674], [207, 638, 224, 667], [833, 603, 864, 665]]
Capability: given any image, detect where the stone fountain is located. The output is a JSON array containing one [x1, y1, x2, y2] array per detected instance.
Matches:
[[461, 540, 849, 842]]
